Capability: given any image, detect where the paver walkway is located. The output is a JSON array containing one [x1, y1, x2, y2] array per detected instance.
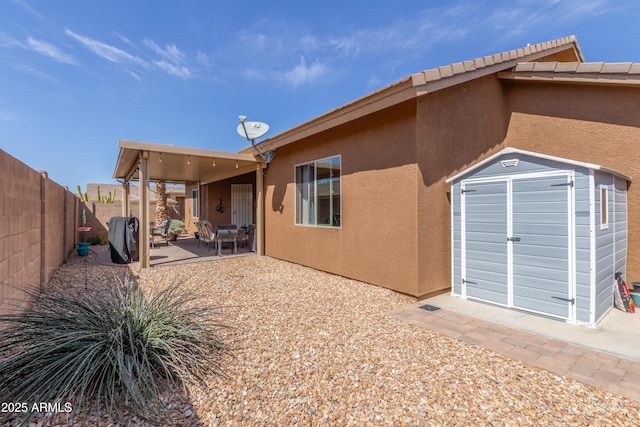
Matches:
[[390, 302, 640, 402]]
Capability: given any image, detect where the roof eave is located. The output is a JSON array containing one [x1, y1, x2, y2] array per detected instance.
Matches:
[[242, 77, 416, 154]]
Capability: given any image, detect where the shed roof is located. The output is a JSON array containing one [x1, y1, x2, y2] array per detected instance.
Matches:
[[445, 147, 633, 184]]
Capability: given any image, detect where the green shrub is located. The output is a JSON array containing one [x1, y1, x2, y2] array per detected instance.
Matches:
[[87, 234, 108, 245], [168, 220, 185, 235], [0, 277, 230, 425]]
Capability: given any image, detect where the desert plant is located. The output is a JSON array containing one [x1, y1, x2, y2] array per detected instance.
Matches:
[[168, 219, 185, 235], [96, 186, 115, 203], [0, 276, 230, 425], [76, 184, 90, 202]]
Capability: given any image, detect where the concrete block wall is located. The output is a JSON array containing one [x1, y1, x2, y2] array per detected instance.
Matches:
[[0, 150, 78, 316]]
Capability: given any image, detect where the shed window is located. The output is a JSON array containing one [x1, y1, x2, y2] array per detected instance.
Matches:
[[295, 155, 341, 227], [600, 185, 609, 230]]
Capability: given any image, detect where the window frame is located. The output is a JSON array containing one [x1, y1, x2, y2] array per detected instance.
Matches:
[[599, 185, 609, 230], [294, 155, 342, 228], [192, 187, 199, 218]]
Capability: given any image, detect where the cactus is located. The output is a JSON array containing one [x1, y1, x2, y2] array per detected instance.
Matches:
[[77, 185, 90, 202], [77, 185, 115, 203]]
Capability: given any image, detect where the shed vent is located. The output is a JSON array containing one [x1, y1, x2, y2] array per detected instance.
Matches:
[[501, 159, 519, 167]]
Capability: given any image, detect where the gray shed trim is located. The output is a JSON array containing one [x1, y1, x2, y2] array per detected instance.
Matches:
[[445, 147, 632, 184]]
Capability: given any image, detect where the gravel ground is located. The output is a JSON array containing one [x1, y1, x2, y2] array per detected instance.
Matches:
[[5, 251, 640, 426]]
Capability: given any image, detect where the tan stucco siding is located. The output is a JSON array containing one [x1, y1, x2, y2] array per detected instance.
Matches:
[[415, 75, 509, 297], [264, 102, 421, 295], [503, 82, 640, 282]]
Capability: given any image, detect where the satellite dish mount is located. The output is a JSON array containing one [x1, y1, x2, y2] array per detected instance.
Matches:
[[237, 115, 275, 163]]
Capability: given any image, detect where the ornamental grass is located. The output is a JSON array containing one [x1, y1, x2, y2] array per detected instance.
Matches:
[[0, 275, 230, 425]]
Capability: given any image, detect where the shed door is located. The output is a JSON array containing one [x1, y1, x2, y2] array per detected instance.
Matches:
[[511, 175, 572, 319], [462, 180, 509, 304], [462, 174, 573, 321]]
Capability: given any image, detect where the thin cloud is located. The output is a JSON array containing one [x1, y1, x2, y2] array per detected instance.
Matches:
[[65, 29, 147, 66], [196, 50, 213, 67], [143, 39, 194, 78], [17, 64, 61, 84], [328, 15, 466, 59], [487, 0, 611, 38], [125, 70, 141, 81], [143, 39, 185, 64], [281, 56, 326, 88], [10, 0, 43, 19], [114, 32, 135, 47], [0, 111, 20, 121], [154, 60, 192, 79], [0, 31, 22, 47], [26, 37, 76, 65]]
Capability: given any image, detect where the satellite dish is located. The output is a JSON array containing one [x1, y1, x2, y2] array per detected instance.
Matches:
[[237, 115, 275, 163], [237, 121, 269, 140]]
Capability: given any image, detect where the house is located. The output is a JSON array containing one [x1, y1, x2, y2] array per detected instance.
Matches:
[[113, 35, 640, 324]]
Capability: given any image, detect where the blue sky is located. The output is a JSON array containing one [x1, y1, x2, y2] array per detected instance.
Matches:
[[1, 0, 639, 190]]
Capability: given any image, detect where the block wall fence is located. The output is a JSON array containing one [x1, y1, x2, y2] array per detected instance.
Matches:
[[1, 149, 186, 317], [0, 149, 80, 316]]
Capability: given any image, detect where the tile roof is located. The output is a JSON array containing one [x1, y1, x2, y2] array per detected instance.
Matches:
[[498, 61, 640, 86], [411, 36, 582, 94], [513, 61, 640, 74]]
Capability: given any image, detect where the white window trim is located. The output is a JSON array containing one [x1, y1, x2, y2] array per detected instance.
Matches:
[[599, 185, 609, 230], [192, 188, 199, 218], [294, 155, 342, 228]]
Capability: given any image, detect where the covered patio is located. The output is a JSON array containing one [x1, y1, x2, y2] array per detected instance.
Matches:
[[112, 139, 265, 268], [94, 234, 255, 267]]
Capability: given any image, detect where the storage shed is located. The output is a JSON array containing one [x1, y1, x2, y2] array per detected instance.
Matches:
[[446, 148, 631, 327]]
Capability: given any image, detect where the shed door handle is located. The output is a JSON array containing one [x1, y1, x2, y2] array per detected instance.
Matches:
[[507, 237, 521, 242]]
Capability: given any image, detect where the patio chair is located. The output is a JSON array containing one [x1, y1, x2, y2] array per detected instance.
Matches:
[[197, 220, 218, 252], [152, 219, 171, 247]]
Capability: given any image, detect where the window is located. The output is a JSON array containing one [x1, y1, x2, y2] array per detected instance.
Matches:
[[600, 185, 609, 230], [192, 188, 199, 218], [295, 155, 341, 227]]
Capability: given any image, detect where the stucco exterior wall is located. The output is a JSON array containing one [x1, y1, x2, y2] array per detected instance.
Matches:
[[264, 101, 421, 295], [415, 74, 509, 297], [202, 173, 255, 226], [184, 173, 256, 234], [502, 81, 640, 282]]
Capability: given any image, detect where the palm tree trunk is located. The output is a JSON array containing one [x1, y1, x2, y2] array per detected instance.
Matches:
[[155, 181, 169, 226]]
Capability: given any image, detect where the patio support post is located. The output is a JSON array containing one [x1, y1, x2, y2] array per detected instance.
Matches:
[[256, 163, 264, 256], [139, 151, 150, 268], [121, 181, 130, 217]]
